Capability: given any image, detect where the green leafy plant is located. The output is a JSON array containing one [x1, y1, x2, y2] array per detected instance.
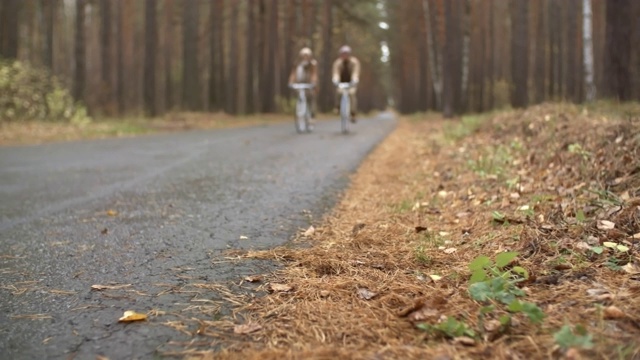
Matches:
[[553, 324, 594, 350], [468, 252, 544, 324], [417, 316, 476, 339]]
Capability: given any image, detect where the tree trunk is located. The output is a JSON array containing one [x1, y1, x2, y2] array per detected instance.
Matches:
[[604, 0, 631, 100], [209, 0, 224, 111], [261, 0, 278, 113], [320, 0, 333, 112], [42, 0, 55, 69], [422, 0, 442, 110], [534, 0, 546, 104], [74, 0, 86, 103], [582, 0, 596, 101], [100, 0, 111, 83], [565, 0, 578, 102], [0, 0, 19, 59], [144, 0, 157, 117], [442, 0, 455, 118], [228, 0, 240, 114], [164, 0, 174, 112], [510, 0, 529, 108], [117, 0, 125, 115], [245, 0, 255, 114], [487, 0, 494, 109], [460, 0, 471, 111], [182, 0, 200, 111]]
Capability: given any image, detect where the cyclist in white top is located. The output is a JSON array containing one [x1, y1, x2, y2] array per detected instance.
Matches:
[[288, 47, 318, 122], [332, 45, 361, 123]]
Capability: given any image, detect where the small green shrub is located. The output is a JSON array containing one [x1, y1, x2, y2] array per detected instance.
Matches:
[[0, 59, 90, 123]]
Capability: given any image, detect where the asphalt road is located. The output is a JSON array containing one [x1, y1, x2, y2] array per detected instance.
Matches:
[[0, 113, 396, 360]]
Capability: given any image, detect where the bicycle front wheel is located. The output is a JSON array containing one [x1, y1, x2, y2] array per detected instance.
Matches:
[[295, 100, 307, 133], [340, 93, 350, 134]]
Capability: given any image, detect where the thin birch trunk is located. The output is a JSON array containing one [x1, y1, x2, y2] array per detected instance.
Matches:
[[422, 0, 442, 110], [582, 0, 596, 101]]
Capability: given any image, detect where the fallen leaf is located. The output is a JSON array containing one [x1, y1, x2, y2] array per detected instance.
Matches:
[[483, 319, 504, 334], [453, 336, 476, 346], [456, 212, 470, 218], [101, 228, 108, 235], [633, 233, 640, 239], [438, 190, 448, 198], [575, 242, 592, 250], [586, 288, 609, 297], [517, 205, 530, 211], [118, 310, 147, 322], [439, 231, 450, 237], [407, 307, 439, 322], [320, 290, 330, 298], [352, 223, 366, 235], [622, 262, 640, 275], [106, 210, 118, 217], [233, 322, 262, 334], [357, 288, 377, 300], [510, 192, 521, 199], [443, 248, 457, 254], [303, 226, 315, 237], [268, 283, 293, 292], [429, 274, 442, 281], [597, 220, 615, 230], [239, 235, 249, 240], [604, 306, 626, 319], [244, 275, 263, 283], [91, 284, 132, 291], [96, 356, 110, 360]]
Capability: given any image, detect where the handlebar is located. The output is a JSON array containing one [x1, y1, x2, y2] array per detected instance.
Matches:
[[290, 83, 315, 90], [336, 82, 356, 89]]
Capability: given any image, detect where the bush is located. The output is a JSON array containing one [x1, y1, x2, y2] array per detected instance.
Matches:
[[0, 59, 90, 124]]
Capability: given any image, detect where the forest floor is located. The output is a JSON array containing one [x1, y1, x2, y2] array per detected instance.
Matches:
[[175, 102, 640, 360]]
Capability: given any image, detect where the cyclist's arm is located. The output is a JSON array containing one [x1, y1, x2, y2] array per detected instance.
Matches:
[[351, 57, 361, 84], [310, 60, 318, 86], [331, 59, 340, 85]]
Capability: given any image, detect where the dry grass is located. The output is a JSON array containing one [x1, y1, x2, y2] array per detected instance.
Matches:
[[184, 103, 640, 360]]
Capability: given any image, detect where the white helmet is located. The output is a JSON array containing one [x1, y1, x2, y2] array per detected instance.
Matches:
[[339, 45, 352, 55], [299, 47, 312, 57]]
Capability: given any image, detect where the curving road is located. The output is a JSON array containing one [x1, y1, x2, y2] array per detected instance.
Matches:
[[0, 114, 396, 360]]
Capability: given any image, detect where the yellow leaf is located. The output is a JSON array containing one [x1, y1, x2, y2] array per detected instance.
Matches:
[[106, 210, 118, 217], [91, 284, 132, 291], [429, 274, 442, 281], [239, 235, 249, 240], [268, 283, 293, 292], [603, 242, 618, 248], [303, 226, 315, 237], [118, 310, 147, 322]]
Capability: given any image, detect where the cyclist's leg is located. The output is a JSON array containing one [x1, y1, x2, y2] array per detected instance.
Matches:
[[349, 88, 358, 122], [307, 90, 316, 122], [334, 88, 341, 114]]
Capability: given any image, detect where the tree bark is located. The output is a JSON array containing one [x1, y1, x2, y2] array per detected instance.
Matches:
[[422, 0, 442, 110], [320, 0, 333, 112], [144, 0, 157, 116], [534, 0, 546, 104], [0, 0, 19, 59], [164, 0, 174, 111], [582, 0, 596, 101], [42, 0, 55, 69], [442, 0, 455, 118], [245, 0, 256, 114], [604, 0, 631, 100], [209, 0, 224, 111], [74, 0, 86, 103], [228, 0, 240, 114], [182, 0, 200, 111], [117, 0, 125, 115], [100, 0, 111, 83], [510, 0, 529, 108], [261, 0, 278, 113]]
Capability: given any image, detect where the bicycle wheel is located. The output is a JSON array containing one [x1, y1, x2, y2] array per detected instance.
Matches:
[[295, 98, 307, 133], [340, 92, 350, 134]]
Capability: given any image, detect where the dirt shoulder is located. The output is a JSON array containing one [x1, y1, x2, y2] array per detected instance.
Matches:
[[188, 103, 640, 360]]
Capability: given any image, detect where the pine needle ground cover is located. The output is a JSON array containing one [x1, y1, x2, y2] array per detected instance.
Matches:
[[174, 103, 640, 360]]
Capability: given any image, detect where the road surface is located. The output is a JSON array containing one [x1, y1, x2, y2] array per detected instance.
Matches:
[[0, 114, 396, 359]]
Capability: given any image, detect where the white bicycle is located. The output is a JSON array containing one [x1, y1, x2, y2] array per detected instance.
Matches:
[[337, 82, 356, 134], [290, 83, 315, 133]]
